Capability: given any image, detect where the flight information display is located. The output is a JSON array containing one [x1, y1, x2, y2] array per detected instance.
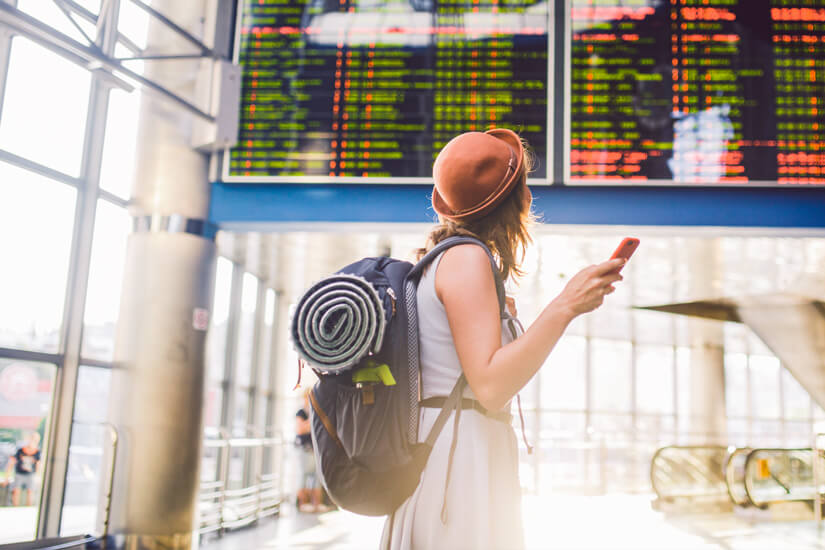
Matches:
[[227, 0, 549, 181], [569, 0, 825, 185]]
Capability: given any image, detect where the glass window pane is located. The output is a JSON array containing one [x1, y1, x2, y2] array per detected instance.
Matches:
[[75, 0, 102, 13], [255, 393, 270, 432], [0, 38, 91, 176], [233, 391, 249, 435], [206, 258, 234, 383], [633, 310, 673, 347], [99, 89, 142, 199], [235, 273, 258, 388], [203, 383, 223, 430], [204, 258, 234, 428], [589, 307, 632, 341], [541, 336, 586, 411], [636, 413, 675, 437], [752, 419, 783, 446], [723, 322, 748, 354], [61, 366, 112, 536], [256, 289, 277, 393], [785, 420, 812, 447], [82, 200, 130, 361], [590, 412, 632, 434], [724, 353, 748, 418], [0, 163, 76, 352], [17, 1, 98, 45], [636, 345, 674, 415], [0, 359, 56, 544], [727, 418, 748, 447], [207, 257, 234, 383], [117, 1, 151, 50], [750, 355, 781, 419], [675, 347, 691, 435], [539, 411, 586, 438], [590, 339, 632, 412]]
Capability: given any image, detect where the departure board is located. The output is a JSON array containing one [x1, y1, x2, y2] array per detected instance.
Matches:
[[569, 0, 825, 185], [227, 0, 550, 181]]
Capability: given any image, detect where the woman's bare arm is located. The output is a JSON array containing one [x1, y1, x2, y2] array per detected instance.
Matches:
[[437, 244, 624, 411]]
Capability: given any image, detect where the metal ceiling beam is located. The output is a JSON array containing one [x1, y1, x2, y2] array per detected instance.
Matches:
[[0, 148, 83, 188], [61, 0, 143, 54], [128, 0, 215, 57], [0, 2, 215, 122]]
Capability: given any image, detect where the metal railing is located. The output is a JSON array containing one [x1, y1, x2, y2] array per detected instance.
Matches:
[[198, 431, 286, 537]]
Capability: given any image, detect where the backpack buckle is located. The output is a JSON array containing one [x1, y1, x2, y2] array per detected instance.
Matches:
[[359, 384, 376, 406]]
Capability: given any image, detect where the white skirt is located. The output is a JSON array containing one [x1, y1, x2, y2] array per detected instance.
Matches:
[[381, 406, 524, 550]]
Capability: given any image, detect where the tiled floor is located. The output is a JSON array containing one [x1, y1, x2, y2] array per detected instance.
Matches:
[[200, 494, 825, 550]]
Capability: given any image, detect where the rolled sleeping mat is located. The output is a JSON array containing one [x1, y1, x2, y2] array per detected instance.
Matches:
[[291, 274, 386, 374]]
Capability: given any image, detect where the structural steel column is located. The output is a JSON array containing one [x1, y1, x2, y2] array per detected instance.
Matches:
[[103, 1, 215, 547]]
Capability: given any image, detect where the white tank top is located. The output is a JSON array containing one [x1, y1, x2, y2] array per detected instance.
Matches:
[[416, 249, 515, 402]]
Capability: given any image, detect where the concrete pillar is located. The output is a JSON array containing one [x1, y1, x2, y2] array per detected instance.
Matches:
[[689, 337, 727, 443], [684, 239, 727, 444], [102, 1, 215, 547]]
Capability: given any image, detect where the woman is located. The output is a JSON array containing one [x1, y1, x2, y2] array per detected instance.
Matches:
[[381, 129, 624, 549]]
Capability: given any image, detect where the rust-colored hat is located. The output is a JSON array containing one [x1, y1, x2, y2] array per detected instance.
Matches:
[[432, 128, 525, 221]]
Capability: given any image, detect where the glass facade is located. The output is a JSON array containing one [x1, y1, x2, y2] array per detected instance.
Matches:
[[0, 164, 75, 353]]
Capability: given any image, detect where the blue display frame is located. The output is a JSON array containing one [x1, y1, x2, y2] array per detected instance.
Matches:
[[209, 183, 825, 229]]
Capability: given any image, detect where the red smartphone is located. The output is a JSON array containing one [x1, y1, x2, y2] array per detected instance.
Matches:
[[609, 237, 640, 272]]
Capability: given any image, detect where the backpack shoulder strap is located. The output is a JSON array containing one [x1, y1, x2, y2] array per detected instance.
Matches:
[[406, 236, 506, 317], [401, 236, 506, 446]]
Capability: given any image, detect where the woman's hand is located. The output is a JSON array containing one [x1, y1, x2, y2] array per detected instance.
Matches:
[[554, 259, 625, 319]]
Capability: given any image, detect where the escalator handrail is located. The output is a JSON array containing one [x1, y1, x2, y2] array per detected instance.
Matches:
[[743, 447, 813, 508], [650, 445, 730, 500], [724, 447, 752, 507]]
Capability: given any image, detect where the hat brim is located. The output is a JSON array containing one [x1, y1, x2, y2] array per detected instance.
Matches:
[[432, 128, 526, 221]]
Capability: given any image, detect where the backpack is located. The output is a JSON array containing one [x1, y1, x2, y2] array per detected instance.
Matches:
[[291, 236, 506, 516]]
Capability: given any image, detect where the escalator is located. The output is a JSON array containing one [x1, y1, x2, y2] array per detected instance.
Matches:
[[724, 447, 750, 507], [651, 445, 825, 519], [743, 448, 823, 513], [650, 446, 734, 512]]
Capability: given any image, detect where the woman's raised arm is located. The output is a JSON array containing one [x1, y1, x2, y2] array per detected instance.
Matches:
[[437, 244, 625, 411]]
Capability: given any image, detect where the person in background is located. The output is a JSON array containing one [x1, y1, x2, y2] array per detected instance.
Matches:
[[2, 431, 42, 506], [295, 391, 324, 512]]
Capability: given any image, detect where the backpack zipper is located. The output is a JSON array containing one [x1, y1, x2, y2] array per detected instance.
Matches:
[[386, 287, 397, 316]]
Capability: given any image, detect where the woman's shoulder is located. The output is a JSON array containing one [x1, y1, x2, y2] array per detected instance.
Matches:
[[439, 242, 491, 270], [435, 244, 496, 299]]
